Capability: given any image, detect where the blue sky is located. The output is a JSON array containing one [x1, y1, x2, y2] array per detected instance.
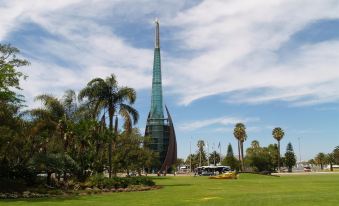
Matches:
[[1, 0, 339, 161]]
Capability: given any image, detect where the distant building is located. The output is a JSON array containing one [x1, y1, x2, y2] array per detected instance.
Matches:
[[145, 19, 177, 173]]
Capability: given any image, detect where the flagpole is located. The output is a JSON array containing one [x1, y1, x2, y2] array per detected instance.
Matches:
[[190, 138, 192, 173], [213, 143, 215, 165], [207, 141, 209, 166], [219, 141, 221, 156]]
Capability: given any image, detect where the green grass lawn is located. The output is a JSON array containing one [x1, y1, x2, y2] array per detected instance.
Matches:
[[1, 173, 339, 206]]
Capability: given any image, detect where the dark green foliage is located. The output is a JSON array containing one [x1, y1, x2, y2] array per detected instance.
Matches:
[[226, 143, 234, 157], [325, 153, 335, 171], [0, 44, 29, 104], [315, 152, 326, 170], [245, 141, 279, 172], [208, 151, 221, 165], [195, 140, 208, 166], [284, 142, 296, 172], [233, 123, 247, 171], [0, 61, 155, 191], [113, 129, 156, 175], [78, 74, 139, 178], [221, 143, 240, 170], [334, 146, 339, 164], [89, 174, 155, 189], [272, 127, 285, 171]]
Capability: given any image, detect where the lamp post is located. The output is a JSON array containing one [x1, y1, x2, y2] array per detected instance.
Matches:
[[298, 137, 301, 163]]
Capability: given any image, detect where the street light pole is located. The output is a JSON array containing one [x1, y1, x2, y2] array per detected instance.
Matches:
[[298, 137, 301, 163]]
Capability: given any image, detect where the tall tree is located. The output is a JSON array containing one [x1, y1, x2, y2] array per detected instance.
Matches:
[[284, 142, 296, 172], [326, 153, 335, 171], [29, 92, 79, 183], [334, 146, 339, 164], [267, 144, 279, 170], [315, 153, 326, 170], [79, 74, 139, 178], [0, 44, 29, 104], [196, 140, 207, 167], [272, 127, 285, 172], [222, 143, 239, 170], [208, 151, 221, 165], [233, 123, 247, 171]]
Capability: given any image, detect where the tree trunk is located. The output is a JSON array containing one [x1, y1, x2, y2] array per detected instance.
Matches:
[[47, 171, 52, 186], [278, 140, 281, 172], [330, 163, 333, 171], [237, 140, 241, 168], [108, 109, 113, 178], [240, 141, 244, 171], [113, 116, 118, 177]]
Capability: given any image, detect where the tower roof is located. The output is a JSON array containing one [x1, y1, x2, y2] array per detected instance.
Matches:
[[150, 18, 164, 119], [155, 18, 160, 49]]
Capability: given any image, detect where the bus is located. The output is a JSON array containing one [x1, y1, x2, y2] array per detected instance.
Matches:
[[195, 166, 231, 176]]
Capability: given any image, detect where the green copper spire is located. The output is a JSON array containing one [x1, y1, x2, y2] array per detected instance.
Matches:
[[145, 19, 177, 173], [150, 19, 164, 119]]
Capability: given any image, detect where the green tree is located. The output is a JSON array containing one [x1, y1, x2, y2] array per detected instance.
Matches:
[[196, 140, 207, 166], [221, 143, 239, 170], [233, 123, 247, 171], [272, 127, 285, 172], [308, 159, 316, 166], [79, 74, 139, 178], [334, 146, 339, 164], [325, 153, 335, 171], [245, 141, 270, 172], [0, 44, 29, 104], [208, 151, 221, 165], [315, 153, 326, 170], [284, 142, 296, 172], [185, 154, 199, 171], [114, 129, 154, 175], [267, 144, 279, 171], [28, 92, 81, 183]]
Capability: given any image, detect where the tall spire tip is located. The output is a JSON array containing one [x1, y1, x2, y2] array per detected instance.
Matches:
[[155, 18, 160, 48]]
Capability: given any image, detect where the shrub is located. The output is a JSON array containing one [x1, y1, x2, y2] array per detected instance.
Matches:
[[88, 174, 155, 189]]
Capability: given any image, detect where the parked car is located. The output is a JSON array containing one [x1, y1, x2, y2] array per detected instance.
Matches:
[[304, 166, 311, 172]]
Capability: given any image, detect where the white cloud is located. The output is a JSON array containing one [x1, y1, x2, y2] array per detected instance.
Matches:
[[1, 0, 198, 107], [167, 0, 339, 105], [2, 0, 339, 108], [178, 116, 259, 131]]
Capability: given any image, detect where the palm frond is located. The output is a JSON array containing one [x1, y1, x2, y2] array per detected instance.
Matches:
[[120, 103, 139, 125], [119, 109, 132, 132], [35, 94, 64, 119], [105, 74, 117, 87], [117, 87, 136, 104]]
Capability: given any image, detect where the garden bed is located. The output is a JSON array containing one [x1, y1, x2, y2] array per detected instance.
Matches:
[[0, 175, 158, 199]]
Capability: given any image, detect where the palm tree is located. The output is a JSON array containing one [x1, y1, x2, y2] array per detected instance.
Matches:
[[334, 146, 339, 164], [197, 140, 205, 167], [79, 74, 139, 178], [315, 152, 326, 170], [272, 127, 284, 172], [251, 140, 260, 149], [326, 153, 335, 171], [30, 94, 66, 138], [233, 123, 247, 171], [29, 93, 77, 183]]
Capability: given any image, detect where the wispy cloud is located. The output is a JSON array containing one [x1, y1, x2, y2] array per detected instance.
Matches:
[[0, 0, 192, 107], [1, 0, 339, 108], [178, 116, 259, 131], [167, 0, 339, 106]]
